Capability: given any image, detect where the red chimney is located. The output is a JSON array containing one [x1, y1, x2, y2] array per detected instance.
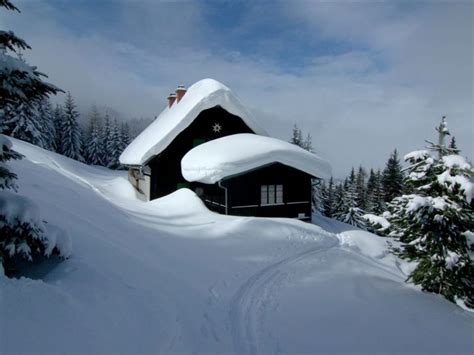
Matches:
[[176, 85, 187, 103], [167, 93, 176, 108]]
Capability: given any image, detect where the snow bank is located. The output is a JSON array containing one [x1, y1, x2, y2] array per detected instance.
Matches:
[[119, 79, 267, 166], [181, 133, 331, 183]]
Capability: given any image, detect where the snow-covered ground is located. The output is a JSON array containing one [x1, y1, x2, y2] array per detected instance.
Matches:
[[1, 139, 472, 354]]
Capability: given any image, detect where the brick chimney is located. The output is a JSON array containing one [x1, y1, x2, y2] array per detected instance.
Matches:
[[167, 93, 176, 108], [176, 85, 187, 103]]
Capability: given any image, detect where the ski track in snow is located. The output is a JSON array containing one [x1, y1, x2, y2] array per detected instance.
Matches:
[[229, 237, 339, 355]]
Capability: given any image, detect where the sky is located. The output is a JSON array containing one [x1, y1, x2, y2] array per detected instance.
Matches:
[[1, 0, 472, 177]]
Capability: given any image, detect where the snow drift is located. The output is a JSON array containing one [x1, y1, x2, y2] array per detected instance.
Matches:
[[1, 138, 472, 354]]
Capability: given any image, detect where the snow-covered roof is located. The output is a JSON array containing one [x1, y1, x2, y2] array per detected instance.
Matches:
[[119, 78, 267, 166], [181, 133, 331, 184]]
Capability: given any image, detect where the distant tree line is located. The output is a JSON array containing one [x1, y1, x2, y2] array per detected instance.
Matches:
[[1, 90, 152, 169]]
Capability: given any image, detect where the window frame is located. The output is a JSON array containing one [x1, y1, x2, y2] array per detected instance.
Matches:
[[260, 184, 284, 206]]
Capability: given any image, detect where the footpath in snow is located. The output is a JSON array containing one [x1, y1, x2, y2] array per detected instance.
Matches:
[[1, 138, 473, 354]]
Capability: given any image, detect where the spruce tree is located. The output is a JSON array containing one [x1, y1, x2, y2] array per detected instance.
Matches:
[[335, 168, 367, 228], [303, 133, 313, 152], [83, 106, 104, 165], [386, 116, 473, 309], [120, 122, 131, 151], [52, 104, 64, 153], [2, 102, 45, 146], [290, 123, 303, 148], [36, 98, 56, 151], [382, 149, 404, 202], [355, 166, 367, 210], [61, 92, 83, 161], [101, 112, 112, 166], [107, 119, 122, 169], [322, 177, 336, 218]]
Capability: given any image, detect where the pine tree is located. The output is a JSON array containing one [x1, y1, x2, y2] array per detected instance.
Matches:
[[101, 112, 112, 166], [355, 165, 367, 210], [61, 92, 83, 161], [2, 102, 45, 146], [290, 123, 303, 148], [303, 133, 313, 152], [382, 149, 404, 202], [120, 122, 131, 151], [386, 116, 474, 309], [107, 119, 122, 169], [36, 98, 56, 151], [322, 177, 336, 218], [52, 104, 64, 153], [83, 106, 104, 165], [335, 168, 367, 228], [311, 179, 325, 214]]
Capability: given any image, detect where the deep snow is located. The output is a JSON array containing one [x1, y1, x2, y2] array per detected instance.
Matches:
[[1, 138, 473, 354], [182, 133, 331, 183]]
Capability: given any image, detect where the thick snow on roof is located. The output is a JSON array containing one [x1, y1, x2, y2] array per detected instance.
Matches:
[[120, 78, 267, 165], [182, 133, 331, 183]]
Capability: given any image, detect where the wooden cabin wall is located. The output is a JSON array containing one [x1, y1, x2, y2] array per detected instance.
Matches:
[[221, 163, 313, 220], [147, 106, 255, 199]]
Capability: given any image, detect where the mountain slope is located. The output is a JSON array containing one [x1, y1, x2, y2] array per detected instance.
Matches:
[[1, 138, 472, 354]]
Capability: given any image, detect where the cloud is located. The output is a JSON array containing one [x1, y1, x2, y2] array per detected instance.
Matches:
[[1, 0, 472, 177]]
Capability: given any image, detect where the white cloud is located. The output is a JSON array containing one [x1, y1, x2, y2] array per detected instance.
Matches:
[[1, 0, 472, 177]]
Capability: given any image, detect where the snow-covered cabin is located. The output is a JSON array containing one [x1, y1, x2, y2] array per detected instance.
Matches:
[[119, 78, 331, 220]]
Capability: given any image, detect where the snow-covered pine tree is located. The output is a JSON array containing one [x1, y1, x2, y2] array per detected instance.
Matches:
[[311, 179, 324, 214], [355, 166, 367, 210], [335, 168, 367, 229], [120, 121, 131, 151], [303, 133, 313, 152], [101, 112, 112, 166], [382, 149, 404, 203], [322, 176, 336, 218], [61, 92, 83, 161], [2, 102, 45, 147], [366, 169, 377, 213], [332, 182, 345, 217], [83, 106, 104, 165], [290, 123, 303, 148], [386, 116, 474, 309], [36, 98, 56, 151], [52, 104, 64, 153], [106, 119, 122, 169], [0, 134, 22, 191]]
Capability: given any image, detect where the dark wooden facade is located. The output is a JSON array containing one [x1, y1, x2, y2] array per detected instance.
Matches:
[[147, 105, 255, 199], [191, 163, 313, 220]]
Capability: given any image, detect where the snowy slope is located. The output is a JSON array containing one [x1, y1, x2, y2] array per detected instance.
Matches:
[[1, 139, 473, 354], [182, 133, 331, 183], [120, 78, 267, 166]]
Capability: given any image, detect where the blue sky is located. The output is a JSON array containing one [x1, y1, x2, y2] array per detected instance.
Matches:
[[2, 0, 472, 176]]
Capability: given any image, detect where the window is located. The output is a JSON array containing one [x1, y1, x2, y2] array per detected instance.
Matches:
[[261, 184, 283, 205]]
